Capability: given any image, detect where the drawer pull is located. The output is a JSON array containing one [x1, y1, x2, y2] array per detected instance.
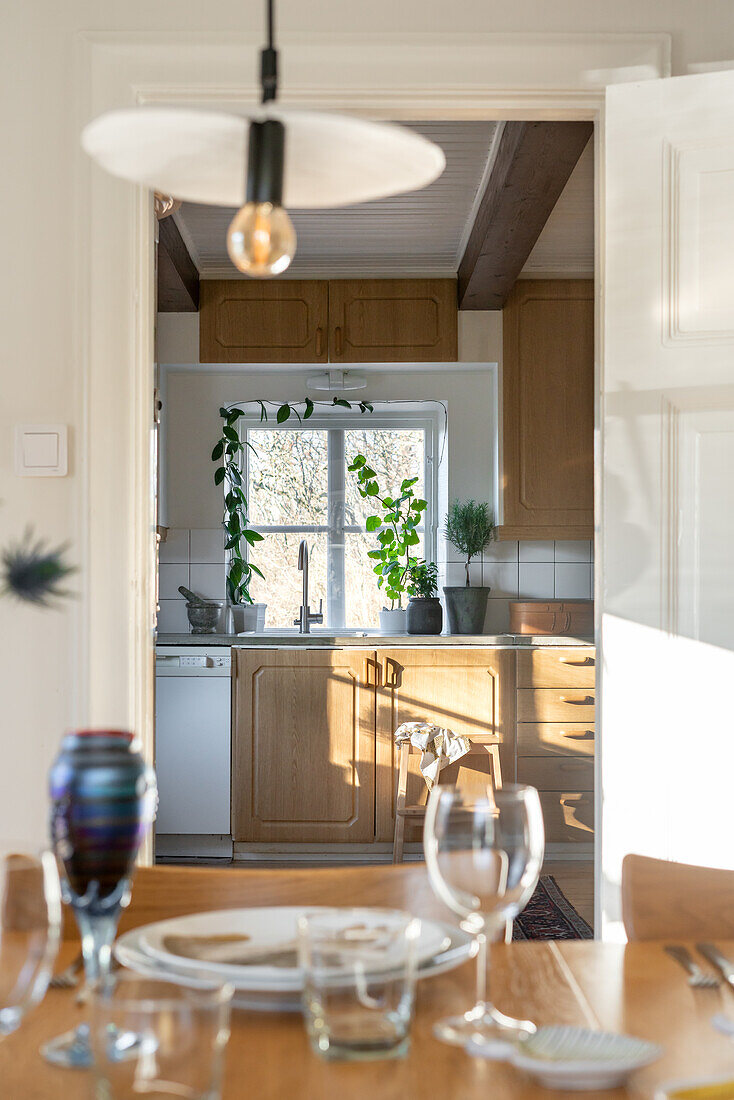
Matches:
[[560, 729, 595, 741], [560, 695, 594, 706], [560, 656, 595, 667]]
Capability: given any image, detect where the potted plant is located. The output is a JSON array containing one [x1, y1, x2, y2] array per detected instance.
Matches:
[[406, 559, 442, 635], [443, 499, 496, 634], [347, 454, 427, 634]]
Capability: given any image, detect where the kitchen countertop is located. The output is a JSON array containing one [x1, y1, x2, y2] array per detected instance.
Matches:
[[156, 632, 594, 648]]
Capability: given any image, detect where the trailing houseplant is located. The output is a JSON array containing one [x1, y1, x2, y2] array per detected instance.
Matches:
[[347, 454, 427, 633], [212, 397, 373, 628], [405, 559, 443, 635], [442, 499, 496, 634]]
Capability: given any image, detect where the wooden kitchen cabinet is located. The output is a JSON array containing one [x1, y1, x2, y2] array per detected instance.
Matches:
[[375, 648, 516, 842], [231, 649, 376, 843], [501, 279, 594, 539], [328, 279, 457, 363], [199, 280, 328, 363]]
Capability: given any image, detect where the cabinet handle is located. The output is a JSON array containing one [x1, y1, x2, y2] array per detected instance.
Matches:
[[560, 656, 595, 667], [383, 658, 403, 689], [560, 729, 595, 741], [365, 656, 382, 687], [335, 325, 343, 356], [559, 695, 594, 706], [315, 326, 324, 358]]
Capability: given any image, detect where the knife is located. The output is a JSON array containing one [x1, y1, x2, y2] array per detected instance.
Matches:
[[697, 943, 734, 987]]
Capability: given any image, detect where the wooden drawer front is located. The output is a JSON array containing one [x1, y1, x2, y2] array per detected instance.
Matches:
[[517, 722, 594, 758], [539, 791, 594, 843], [518, 757, 594, 791], [517, 688, 595, 723], [517, 648, 595, 689]]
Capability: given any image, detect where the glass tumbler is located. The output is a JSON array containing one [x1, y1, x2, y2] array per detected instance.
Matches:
[[298, 908, 420, 1062], [90, 974, 233, 1100]]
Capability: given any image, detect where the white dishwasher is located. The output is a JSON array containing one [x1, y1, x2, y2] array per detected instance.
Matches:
[[155, 646, 232, 859]]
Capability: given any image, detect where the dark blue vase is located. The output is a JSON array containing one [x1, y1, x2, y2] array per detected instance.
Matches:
[[44, 729, 157, 1067]]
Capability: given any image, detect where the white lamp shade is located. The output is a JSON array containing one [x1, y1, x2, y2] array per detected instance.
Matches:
[[81, 106, 446, 208]]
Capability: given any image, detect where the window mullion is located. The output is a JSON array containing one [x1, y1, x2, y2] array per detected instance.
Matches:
[[327, 430, 346, 630]]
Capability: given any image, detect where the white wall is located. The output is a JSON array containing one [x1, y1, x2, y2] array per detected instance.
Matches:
[[2, 2, 734, 846]]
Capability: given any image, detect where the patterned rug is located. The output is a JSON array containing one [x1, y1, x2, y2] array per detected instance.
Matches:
[[512, 875, 593, 940]]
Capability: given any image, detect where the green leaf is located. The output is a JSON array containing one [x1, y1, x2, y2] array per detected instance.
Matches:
[[348, 455, 366, 471], [332, 397, 351, 408], [365, 482, 379, 496], [361, 466, 376, 479], [227, 408, 244, 421], [361, 401, 374, 413], [276, 404, 291, 424], [365, 516, 382, 532], [243, 530, 265, 545], [406, 530, 420, 545], [382, 497, 394, 508], [401, 477, 418, 491], [222, 425, 239, 442], [259, 402, 267, 422], [228, 466, 242, 485], [219, 407, 230, 419], [249, 562, 265, 579], [367, 550, 383, 560], [214, 467, 226, 486], [304, 398, 314, 420], [412, 499, 428, 512], [211, 440, 224, 461], [378, 529, 395, 545], [225, 535, 240, 551]]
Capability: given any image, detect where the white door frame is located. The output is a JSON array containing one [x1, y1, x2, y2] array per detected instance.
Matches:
[[76, 30, 670, 875]]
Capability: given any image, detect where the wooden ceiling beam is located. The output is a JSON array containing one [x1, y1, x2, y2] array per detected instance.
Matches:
[[158, 215, 200, 313], [458, 121, 593, 310]]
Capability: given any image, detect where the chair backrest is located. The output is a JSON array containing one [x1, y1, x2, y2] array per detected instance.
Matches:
[[622, 853, 734, 941]]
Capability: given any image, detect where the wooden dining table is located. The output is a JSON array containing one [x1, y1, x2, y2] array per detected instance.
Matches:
[[3, 863, 734, 1099]]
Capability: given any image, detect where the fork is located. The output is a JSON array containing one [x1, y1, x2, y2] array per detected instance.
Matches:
[[665, 945, 720, 989]]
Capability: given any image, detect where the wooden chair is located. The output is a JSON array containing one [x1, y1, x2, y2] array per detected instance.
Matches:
[[392, 738, 503, 864], [622, 853, 734, 941]]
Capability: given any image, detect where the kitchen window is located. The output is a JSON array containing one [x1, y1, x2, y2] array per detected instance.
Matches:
[[241, 411, 437, 629]]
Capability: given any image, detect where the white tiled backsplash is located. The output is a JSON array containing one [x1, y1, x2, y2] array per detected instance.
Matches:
[[158, 530, 593, 635], [158, 528, 226, 634]]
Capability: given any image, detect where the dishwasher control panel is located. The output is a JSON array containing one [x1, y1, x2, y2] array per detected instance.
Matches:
[[178, 654, 231, 669], [155, 648, 232, 675]]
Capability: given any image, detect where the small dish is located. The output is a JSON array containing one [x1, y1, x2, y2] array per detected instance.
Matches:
[[655, 1075, 734, 1099], [466, 1025, 661, 1090]]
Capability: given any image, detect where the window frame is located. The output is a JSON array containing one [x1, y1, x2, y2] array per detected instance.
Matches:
[[237, 407, 439, 629]]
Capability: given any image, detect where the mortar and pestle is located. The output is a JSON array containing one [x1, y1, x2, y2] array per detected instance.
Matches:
[[178, 586, 224, 634]]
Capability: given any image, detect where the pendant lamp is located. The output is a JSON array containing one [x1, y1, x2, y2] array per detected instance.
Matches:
[[81, 0, 446, 277]]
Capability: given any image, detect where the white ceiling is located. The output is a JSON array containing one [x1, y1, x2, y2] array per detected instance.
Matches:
[[174, 121, 593, 282]]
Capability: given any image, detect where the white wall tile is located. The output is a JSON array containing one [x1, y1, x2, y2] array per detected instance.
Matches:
[[159, 563, 189, 600], [519, 563, 555, 598], [484, 598, 511, 634], [554, 540, 592, 563], [157, 600, 191, 634], [189, 564, 226, 601], [519, 540, 555, 562], [482, 562, 519, 598], [554, 563, 592, 599], [483, 539, 518, 563], [159, 528, 189, 564], [443, 562, 482, 588], [190, 528, 225, 564]]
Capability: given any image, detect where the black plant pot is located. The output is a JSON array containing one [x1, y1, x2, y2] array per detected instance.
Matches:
[[406, 596, 443, 635], [443, 586, 491, 634]]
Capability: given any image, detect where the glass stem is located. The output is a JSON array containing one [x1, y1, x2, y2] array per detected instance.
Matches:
[[474, 931, 489, 1014], [76, 908, 121, 986]]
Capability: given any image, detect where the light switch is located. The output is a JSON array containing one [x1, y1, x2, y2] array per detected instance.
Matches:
[[15, 425, 68, 477]]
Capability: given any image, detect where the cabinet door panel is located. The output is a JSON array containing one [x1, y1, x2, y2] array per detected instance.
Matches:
[[517, 687, 595, 723], [517, 722, 595, 758], [375, 649, 515, 842], [232, 649, 375, 842], [329, 279, 457, 362], [200, 280, 328, 363], [501, 280, 593, 539], [518, 757, 594, 791]]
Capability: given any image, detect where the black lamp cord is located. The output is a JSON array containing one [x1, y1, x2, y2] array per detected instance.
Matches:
[[260, 0, 277, 103]]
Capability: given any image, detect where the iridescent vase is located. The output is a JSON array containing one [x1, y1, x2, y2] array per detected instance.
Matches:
[[43, 729, 157, 1067]]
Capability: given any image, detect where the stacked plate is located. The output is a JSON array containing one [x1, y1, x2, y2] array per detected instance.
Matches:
[[115, 906, 473, 1012]]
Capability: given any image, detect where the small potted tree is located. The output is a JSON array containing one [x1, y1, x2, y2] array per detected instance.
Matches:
[[406, 560, 442, 635], [443, 499, 496, 634], [348, 455, 427, 633]]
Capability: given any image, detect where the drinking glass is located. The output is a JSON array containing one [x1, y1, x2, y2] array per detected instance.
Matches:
[[90, 974, 232, 1100], [0, 848, 61, 1037], [423, 784, 544, 1048], [298, 908, 420, 1061], [42, 729, 157, 1067]]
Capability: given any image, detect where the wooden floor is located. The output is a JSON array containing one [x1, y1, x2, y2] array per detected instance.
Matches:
[[546, 859, 594, 928]]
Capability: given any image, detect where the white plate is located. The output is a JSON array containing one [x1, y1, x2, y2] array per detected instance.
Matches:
[[467, 1026, 661, 1090], [120, 907, 454, 992], [115, 918, 472, 1010]]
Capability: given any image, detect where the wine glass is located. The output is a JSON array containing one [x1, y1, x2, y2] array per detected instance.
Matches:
[[42, 729, 157, 1068], [0, 847, 61, 1037], [423, 783, 544, 1048]]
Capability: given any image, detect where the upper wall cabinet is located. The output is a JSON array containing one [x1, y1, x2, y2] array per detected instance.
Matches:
[[501, 279, 594, 540], [328, 279, 457, 363], [200, 280, 329, 363], [199, 278, 457, 364]]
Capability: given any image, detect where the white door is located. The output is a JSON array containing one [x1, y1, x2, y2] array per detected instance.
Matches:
[[601, 69, 734, 938]]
